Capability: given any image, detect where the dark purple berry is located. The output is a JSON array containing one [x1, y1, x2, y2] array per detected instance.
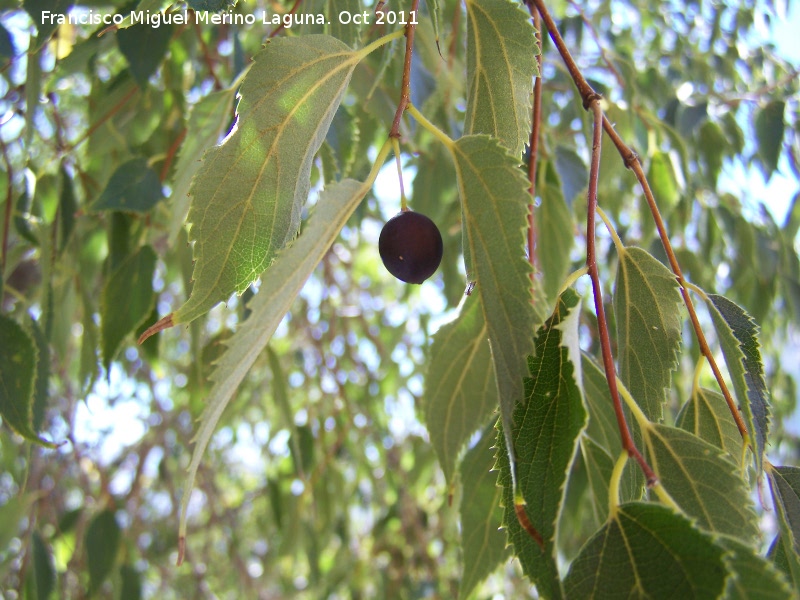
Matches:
[[379, 210, 443, 284]]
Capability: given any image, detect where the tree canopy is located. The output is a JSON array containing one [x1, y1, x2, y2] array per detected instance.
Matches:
[[1, 0, 799, 597]]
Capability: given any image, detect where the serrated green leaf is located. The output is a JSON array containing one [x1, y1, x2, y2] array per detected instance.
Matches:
[[0, 314, 50, 444], [452, 135, 537, 479], [459, 424, 509, 599], [169, 87, 238, 242], [643, 423, 759, 544], [614, 246, 683, 422], [101, 246, 157, 371], [175, 35, 361, 325], [706, 293, 770, 474], [497, 289, 586, 600], [564, 503, 727, 599], [423, 295, 498, 483], [719, 536, 793, 600], [85, 509, 121, 596], [755, 100, 786, 179], [117, 22, 174, 88], [464, 0, 538, 157], [178, 178, 372, 545], [31, 531, 55, 600], [769, 466, 800, 557], [91, 158, 164, 213], [536, 162, 574, 301], [676, 387, 742, 461]]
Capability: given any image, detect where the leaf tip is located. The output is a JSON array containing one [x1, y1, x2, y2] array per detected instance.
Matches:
[[138, 313, 174, 344]]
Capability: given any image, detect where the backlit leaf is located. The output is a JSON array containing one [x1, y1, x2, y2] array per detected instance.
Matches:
[[497, 289, 586, 600], [175, 35, 361, 325], [643, 423, 759, 544], [452, 134, 538, 478], [91, 158, 164, 213], [100, 246, 157, 371], [706, 293, 770, 474], [614, 246, 683, 422], [564, 503, 727, 599], [676, 386, 742, 461], [464, 0, 538, 157], [169, 87, 239, 242], [423, 295, 498, 483], [178, 178, 372, 547], [459, 424, 508, 598], [85, 510, 121, 596]]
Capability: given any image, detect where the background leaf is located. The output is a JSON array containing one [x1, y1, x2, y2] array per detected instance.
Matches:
[[100, 246, 157, 371], [422, 295, 498, 483], [91, 158, 164, 213], [755, 100, 786, 179], [85, 509, 121, 596], [459, 424, 509, 598], [536, 161, 574, 302], [116, 22, 174, 88], [175, 35, 360, 325], [676, 386, 742, 461], [0, 314, 44, 444]]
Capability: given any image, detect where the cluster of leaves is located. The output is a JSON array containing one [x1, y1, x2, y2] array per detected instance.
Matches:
[[1, 0, 799, 596]]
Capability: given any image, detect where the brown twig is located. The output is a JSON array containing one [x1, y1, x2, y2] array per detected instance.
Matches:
[[160, 128, 187, 182], [389, 0, 421, 138], [1, 137, 12, 274], [269, 0, 304, 39], [531, 0, 657, 484], [532, 0, 749, 445]]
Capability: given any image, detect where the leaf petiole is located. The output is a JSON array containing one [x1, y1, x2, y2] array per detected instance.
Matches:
[[406, 103, 454, 149]]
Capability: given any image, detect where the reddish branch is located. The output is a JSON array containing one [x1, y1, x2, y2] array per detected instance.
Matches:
[[389, 0, 421, 139], [530, 0, 749, 448], [530, 0, 657, 484]]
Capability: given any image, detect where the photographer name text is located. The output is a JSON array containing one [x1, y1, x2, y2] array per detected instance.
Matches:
[[41, 9, 419, 28]]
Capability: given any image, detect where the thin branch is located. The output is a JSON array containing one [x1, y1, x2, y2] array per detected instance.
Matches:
[[389, 0, 421, 138], [531, 0, 656, 484]]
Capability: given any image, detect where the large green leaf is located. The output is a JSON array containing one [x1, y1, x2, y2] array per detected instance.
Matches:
[[464, 0, 538, 157], [178, 178, 373, 550], [497, 289, 586, 600], [642, 423, 759, 544], [85, 510, 121, 596], [422, 295, 498, 483], [451, 134, 537, 478], [614, 246, 683, 422], [101, 246, 157, 372], [676, 387, 742, 462], [564, 503, 727, 599], [169, 87, 239, 242], [175, 35, 361, 325], [459, 424, 509, 599], [705, 293, 769, 474]]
